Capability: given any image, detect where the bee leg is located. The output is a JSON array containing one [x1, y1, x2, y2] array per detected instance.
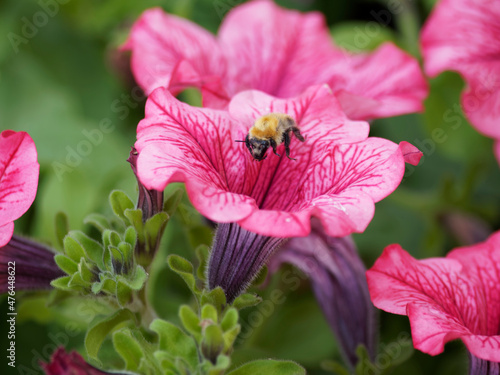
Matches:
[[284, 132, 296, 161], [291, 127, 305, 142], [270, 139, 281, 157]]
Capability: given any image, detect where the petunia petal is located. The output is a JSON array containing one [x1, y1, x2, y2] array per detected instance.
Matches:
[[367, 244, 465, 316], [218, 0, 341, 99], [0, 130, 39, 246], [334, 43, 429, 120], [0, 222, 14, 248], [122, 8, 226, 96], [421, 0, 500, 139]]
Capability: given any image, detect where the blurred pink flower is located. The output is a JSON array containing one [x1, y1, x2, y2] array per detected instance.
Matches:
[[42, 347, 121, 375], [367, 232, 500, 363], [421, 0, 500, 160], [123, 0, 428, 120], [136, 84, 421, 299], [0, 130, 39, 247]]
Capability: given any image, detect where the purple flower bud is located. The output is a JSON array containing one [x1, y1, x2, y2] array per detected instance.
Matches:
[[0, 236, 63, 293], [207, 223, 286, 303], [269, 220, 376, 368]]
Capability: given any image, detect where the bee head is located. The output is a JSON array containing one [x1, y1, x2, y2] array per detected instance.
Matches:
[[249, 138, 270, 161]]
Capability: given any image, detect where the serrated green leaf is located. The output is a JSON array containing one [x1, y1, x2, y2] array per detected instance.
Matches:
[[50, 276, 72, 291], [92, 277, 117, 295], [54, 254, 78, 275], [110, 190, 135, 223], [227, 360, 306, 375], [69, 231, 104, 269], [154, 351, 177, 373], [163, 188, 183, 217], [84, 213, 111, 233], [63, 235, 86, 263], [231, 293, 262, 310], [220, 308, 238, 332], [54, 211, 69, 249], [113, 329, 144, 372], [201, 304, 218, 323], [179, 305, 202, 338], [85, 309, 136, 361], [108, 230, 122, 248], [150, 319, 198, 370]]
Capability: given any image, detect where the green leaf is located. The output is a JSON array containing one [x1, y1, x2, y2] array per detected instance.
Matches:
[[54, 254, 78, 275], [201, 304, 218, 323], [196, 245, 210, 281], [54, 211, 69, 249], [109, 190, 135, 223], [167, 255, 197, 293], [121, 266, 148, 290], [85, 309, 136, 361], [220, 308, 238, 332], [79, 258, 96, 283], [70, 231, 104, 269], [84, 213, 111, 233], [116, 279, 132, 306], [144, 212, 169, 251], [68, 271, 88, 288], [124, 226, 137, 249], [201, 288, 227, 314], [201, 325, 224, 363], [150, 319, 198, 370], [112, 329, 144, 372], [163, 188, 184, 217], [179, 305, 202, 338], [231, 293, 262, 310], [124, 209, 144, 231], [118, 242, 133, 264], [50, 276, 72, 291], [222, 325, 240, 352], [227, 360, 306, 375], [63, 235, 87, 263]]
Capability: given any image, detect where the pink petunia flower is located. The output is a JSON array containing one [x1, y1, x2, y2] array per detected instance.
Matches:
[[136, 84, 421, 300], [123, 0, 428, 120], [0, 130, 39, 247], [421, 0, 500, 161], [367, 232, 500, 367]]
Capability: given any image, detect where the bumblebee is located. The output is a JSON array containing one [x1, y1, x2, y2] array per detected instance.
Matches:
[[236, 113, 305, 161]]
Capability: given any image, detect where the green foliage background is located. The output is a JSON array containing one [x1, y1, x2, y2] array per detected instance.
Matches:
[[1, 0, 499, 374]]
